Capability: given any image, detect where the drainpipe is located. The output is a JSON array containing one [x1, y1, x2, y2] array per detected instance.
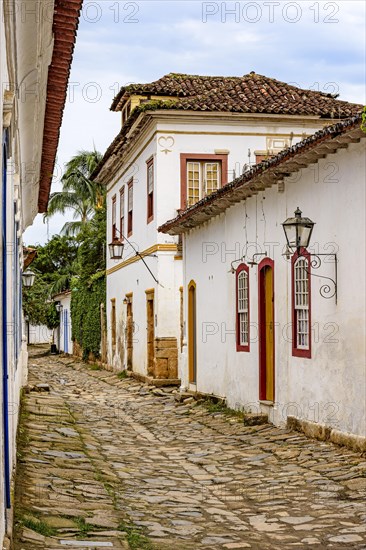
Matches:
[[2, 136, 11, 509]]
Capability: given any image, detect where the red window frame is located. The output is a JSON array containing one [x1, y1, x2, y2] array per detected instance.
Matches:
[[180, 153, 228, 210], [146, 157, 154, 223], [292, 248, 312, 358], [127, 179, 133, 237], [119, 187, 125, 240], [236, 263, 250, 352], [111, 194, 117, 240]]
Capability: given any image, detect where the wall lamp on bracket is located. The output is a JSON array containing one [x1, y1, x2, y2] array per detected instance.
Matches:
[[247, 252, 267, 267], [108, 227, 162, 287], [282, 208, 337, 303], [229, 251, 269, 273]]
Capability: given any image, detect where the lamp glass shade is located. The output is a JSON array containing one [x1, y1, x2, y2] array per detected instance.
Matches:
[[108, 240, 124, 260], [22, 270, 36, 288], [282, 208, 315, 252]]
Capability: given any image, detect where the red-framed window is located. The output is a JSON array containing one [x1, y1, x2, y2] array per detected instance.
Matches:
[[120, 187, 125, 239], [292, 248, 311, 358], [111, 194, 117, 240], [236, 263, 250, 352], [146, 157, 154, 223], [127, 179, 133, 236], [180, 153, 228, 210]]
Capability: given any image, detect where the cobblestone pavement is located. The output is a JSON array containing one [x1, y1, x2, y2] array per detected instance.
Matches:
[[14, 347, 366, 549]]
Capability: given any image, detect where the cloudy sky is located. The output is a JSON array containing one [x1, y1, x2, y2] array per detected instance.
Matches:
[[24, 0, 366, 245]]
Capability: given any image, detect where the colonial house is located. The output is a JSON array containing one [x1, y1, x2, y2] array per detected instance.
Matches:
[[159, 115, 365, 448], [94, 71, 360, 385], [0, 0, 82, 545]]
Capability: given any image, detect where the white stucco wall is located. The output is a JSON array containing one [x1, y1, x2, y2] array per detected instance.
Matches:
[[182, 140, 365, 437], [27, 324, 52, 344], [106, 114, 331, 376], [0, 2, 55, 544]]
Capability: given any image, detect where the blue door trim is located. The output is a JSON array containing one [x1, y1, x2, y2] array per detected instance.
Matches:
[[2, 130, 11, 509]]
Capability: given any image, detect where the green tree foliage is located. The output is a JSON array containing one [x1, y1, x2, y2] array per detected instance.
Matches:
[[45, 150, 104, 236], [362, 106, 366, 133], [22, 235, 78, 326], [24, 150, 107, 359]]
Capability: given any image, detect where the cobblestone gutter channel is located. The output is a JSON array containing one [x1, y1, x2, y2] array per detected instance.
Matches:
[[13, 346, 366, 549]]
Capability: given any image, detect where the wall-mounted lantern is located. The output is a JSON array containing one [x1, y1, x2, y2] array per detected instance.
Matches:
[[282, 207, 337, 302], [108, 227, 161, 286], [108, 239, 125, 260], [22, 270, 36, 288], [282, 207, 315, 254], [55, 302, 63, 313]]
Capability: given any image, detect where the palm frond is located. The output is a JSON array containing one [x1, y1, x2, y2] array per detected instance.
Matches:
[[60, 220, 84, 237]]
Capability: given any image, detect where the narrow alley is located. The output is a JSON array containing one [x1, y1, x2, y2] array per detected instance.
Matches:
[[14, 347, 366, 550]]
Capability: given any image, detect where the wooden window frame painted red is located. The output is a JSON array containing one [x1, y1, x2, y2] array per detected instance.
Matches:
[[119, 186, 125, 240], [146, 156, 154, 223], [292, 248, 312, 358], [127, 178, 133, 237], [236, 263, 250, 352], [111, 194, 117, 240], [180, 153, 228, 210]]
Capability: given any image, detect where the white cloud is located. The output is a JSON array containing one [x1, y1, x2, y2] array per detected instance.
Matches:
[[25, 0, 365, 245]]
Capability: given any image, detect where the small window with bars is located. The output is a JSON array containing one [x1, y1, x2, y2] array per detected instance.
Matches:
[[292, 253, 311, 357], [236, 264, 250, 351]]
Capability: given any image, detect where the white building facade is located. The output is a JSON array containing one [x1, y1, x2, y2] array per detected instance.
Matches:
[[0, 1, 82, 545], [160, 116, 365, 447], [96, 73, 360, 384]]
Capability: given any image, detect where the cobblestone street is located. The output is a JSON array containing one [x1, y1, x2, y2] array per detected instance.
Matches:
[[14, 347, 366, 549]]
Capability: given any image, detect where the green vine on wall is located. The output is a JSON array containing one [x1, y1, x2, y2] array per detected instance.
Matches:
[[71, 276, 106, 361], [362, 106, 366, 133]]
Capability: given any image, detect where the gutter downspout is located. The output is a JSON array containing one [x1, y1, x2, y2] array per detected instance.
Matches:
[[2, 134, 11, 509]]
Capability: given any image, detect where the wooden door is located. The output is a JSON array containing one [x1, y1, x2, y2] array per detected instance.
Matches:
[[188, 281, 197, 384], [258, 260, 275, 401], [126, 297, 133, 371], [146, 291, 155, 376]]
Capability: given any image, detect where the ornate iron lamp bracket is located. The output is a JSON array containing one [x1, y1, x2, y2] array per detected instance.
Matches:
[[304, 253, 338, 303]]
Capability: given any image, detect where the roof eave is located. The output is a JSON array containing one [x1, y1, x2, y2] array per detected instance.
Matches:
[[37, 0, 83, 214], [159, 116, 364, 235]]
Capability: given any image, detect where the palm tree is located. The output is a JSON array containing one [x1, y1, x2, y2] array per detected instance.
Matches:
[[45, 150, 104, 236]]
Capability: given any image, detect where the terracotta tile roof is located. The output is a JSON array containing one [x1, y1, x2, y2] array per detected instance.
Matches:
[[111, 72, 361, 118], [93, 73, 362, 181], [38, 0, 83, 213], [158, 114, 365, 235], [23, 247, 37, 269]]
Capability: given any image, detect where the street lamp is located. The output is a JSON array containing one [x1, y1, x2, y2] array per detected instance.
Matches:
[[108, 239, 125, 260], [282, 207, 337, 302], [282, 207, 315, 254], [108, 227, 161, 286], [22, 270, 36, 288]]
